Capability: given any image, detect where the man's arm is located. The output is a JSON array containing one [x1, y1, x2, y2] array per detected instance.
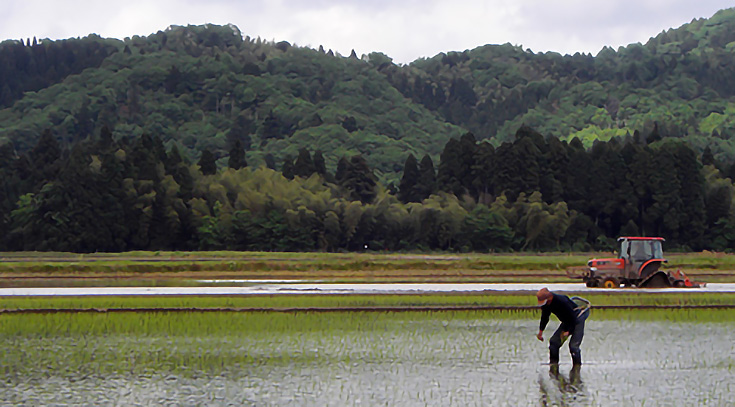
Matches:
[[539, 307, 550, 332], [537, 307, 550, 340]]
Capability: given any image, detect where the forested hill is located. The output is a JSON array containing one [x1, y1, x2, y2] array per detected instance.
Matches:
[[405, 7, 735, 147], [1, 8, 735, 185], [3, 10, 735, 253]]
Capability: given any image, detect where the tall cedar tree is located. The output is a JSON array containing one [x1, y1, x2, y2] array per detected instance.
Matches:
[[437, 133, 476, 196], [293, 148, 316, 178], [471, 142, 495, 201], [313, 150, 327, 177], [130, 135, 164, 181], [228, 139, 247, 170], [565, 138, 594, 213], [264, 153, 277, 170], [281, 155, 295, 179], [417, 154, 437, 201], [398, 154, 420, 203], [673, 142, 706, 248], [335, 155, 377, 204], [198, 149, 217, 175]]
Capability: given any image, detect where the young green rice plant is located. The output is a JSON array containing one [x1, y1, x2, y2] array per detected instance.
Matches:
[[3, 292, 735, 311], [591, 307, 735, 322]]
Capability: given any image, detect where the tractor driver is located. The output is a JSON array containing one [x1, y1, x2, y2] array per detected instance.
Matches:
[[536, 287, 588, 366]]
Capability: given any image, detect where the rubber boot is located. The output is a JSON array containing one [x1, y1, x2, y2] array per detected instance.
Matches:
[[549, 363, 559, 378], [569, 365, 582, 385]]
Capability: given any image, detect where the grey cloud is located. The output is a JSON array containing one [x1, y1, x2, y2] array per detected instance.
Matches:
[[0, 0, 732, 63]]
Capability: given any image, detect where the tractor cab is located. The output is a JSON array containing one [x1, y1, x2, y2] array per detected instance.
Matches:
[[618, 237, 665, 281]]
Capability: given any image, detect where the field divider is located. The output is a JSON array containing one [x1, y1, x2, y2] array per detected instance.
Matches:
[[2, 304, 735, 314]]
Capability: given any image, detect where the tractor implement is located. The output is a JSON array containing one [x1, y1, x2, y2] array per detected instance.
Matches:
[[566, 237, 705, 289]]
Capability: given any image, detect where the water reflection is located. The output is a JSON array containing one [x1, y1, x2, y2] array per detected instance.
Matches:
[[0, 281, 729, 296], [539, 364, 589, 406]]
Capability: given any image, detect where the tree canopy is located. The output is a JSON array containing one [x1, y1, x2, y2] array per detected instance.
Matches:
[[2, 10, 735, 185]]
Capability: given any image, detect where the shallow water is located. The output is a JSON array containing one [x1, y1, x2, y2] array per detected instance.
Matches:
[[1, 317, 733, 406], [0, 282, 733, 296]]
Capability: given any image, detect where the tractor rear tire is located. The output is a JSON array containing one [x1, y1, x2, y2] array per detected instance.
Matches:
[[639, 272, 672, 288], [601, 278, 620, 289]]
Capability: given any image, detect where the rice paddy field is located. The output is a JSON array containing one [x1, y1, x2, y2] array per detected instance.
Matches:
[[1, 309, 734, 406], [2, 251, 735, 406]]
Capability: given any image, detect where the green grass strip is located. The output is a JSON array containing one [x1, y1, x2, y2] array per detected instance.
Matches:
[[2, 251, 735, 273]]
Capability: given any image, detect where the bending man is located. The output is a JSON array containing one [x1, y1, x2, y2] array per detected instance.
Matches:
[[536, 287, 589, 366]]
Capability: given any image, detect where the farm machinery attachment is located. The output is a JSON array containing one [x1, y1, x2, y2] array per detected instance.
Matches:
[[566, 237, 704, 288]]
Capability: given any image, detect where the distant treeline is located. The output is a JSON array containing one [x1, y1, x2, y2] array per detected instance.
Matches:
[[2, 124, 734, 253]]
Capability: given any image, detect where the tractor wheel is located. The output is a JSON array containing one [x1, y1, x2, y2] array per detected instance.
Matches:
[[638, 272, 672, 288], [585, 279, 598, 288], [673, 280, 685, 288], [601, 278, 619, 289]]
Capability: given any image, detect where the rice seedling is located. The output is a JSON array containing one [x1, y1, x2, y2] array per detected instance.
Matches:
[[2, 292, 735, 311]]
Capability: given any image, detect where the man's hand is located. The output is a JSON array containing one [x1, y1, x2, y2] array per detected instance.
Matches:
[[537, 330, 544, 341], [561, 331, 570, 341]]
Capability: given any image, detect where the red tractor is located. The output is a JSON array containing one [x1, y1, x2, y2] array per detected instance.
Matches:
[[567, 237, 703, 288]]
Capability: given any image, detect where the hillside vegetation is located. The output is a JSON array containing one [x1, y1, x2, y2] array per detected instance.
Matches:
[[2, 10, 735, 253], [1, 10, 735, 182]]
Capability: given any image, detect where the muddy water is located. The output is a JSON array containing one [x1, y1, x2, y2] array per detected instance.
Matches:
[[1, 318, 733, 406]]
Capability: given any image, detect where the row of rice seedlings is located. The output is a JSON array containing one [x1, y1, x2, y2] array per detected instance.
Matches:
[[590, 307, 735, 322], [1, 309, 733, 380], [576, 292, 735, 306], [3, 307, 734, 339], [2, 293, 520, 310], [3, 292, 735, 310]]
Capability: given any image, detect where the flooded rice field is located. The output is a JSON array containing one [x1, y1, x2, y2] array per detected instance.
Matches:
[[1, 313, 733, 406], [3, 281, 735, 296]]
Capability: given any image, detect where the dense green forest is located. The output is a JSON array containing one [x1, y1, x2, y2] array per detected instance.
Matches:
[[2, 9, 735, 252], [1, 123, 734, 252]]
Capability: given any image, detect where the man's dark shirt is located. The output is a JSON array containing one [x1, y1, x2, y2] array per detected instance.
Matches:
[[539, 293, 577, 332]]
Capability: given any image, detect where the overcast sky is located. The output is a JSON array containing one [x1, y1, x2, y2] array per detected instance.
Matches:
[[2, 0, 733, 63]]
